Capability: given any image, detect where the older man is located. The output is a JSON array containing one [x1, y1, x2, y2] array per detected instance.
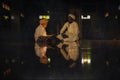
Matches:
[[57, 13, 80, 42]]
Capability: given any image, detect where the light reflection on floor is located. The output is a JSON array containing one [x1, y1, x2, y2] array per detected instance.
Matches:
[[0, 40, 120, 80]]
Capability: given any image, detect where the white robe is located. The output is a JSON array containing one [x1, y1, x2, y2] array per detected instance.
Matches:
[[34, 25, 47, 41], [58, 42, 80, 61], [34, 43, 47, 58], [57, 21, 80, 42]]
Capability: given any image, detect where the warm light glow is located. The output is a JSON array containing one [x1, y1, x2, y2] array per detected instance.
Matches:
[[39, 15, 50, 19], [20, 12, 24, 17], [48, 58, 51, 63], [105, 12, 109, 17], [43, 16, 46, 19], [46, 16, 50, 19], [87, 59, 91, 64], [84, 58, 88, 62], [2, 3, 10, 11], [81, 15, 91, 19], [81, 48, 92, 65], [3, 15, 9, 20], [81, 58, 91, 64]]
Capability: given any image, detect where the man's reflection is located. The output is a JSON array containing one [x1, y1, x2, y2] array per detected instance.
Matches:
[[34, 41, 49, 64], [57, 42, 80, 68]]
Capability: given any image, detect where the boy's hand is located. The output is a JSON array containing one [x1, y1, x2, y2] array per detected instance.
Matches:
[[47, 34, 53, 38]]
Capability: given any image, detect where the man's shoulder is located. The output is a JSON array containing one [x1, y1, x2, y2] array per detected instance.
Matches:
[[64, 22, 69, 24], [36, 25, 43, 30], [72, 21, 78, 24]]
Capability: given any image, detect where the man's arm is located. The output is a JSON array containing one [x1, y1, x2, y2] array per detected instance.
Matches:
[[60, 22, 68, 34], [63, 22, 80, 41]]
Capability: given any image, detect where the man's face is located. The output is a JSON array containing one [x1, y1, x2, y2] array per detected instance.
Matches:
[[68, 16, 74, 23]]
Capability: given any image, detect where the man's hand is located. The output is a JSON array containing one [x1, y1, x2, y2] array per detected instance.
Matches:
[[46, 34, 53, 38]]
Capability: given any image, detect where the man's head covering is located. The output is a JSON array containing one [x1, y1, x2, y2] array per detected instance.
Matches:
[[68, 14, 76, 20]]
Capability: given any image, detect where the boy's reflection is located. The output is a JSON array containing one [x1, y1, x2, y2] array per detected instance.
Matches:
[[57, 42, 80, 68], [34, 41, 49, 64]]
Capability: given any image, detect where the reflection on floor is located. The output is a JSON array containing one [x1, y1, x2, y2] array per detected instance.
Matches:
[[0, 40, 120, 80]]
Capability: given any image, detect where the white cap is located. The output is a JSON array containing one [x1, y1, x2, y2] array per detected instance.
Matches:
[[68, 14, 76, 20]]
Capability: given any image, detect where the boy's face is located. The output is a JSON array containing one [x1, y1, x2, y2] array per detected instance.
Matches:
[[40, 19, 49, 28]]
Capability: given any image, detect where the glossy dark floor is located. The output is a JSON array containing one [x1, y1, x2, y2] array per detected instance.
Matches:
[[0, 32, 120, 80]]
